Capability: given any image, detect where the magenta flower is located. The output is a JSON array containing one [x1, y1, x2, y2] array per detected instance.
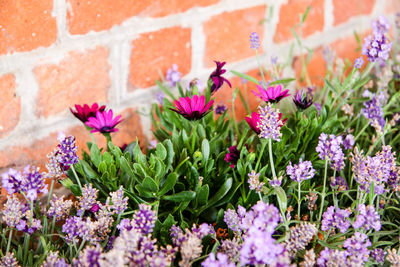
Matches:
[[70, 103, 106, 123], [245, 112, 261, 134], [224, 145, 240, 168], [209, 61, 231, 94], [293, 89, 313, 110], [252, 84, 290, 103], [85, 110, 123, 133], [170, 95, 214, 120]]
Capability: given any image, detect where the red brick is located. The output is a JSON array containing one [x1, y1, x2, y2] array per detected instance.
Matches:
[[385, 0, 400, 14], [0, 74, 20, 137], [214, 69, 264, 121], [0, 0, 57, 54], [292, 47, 326, 87], [204, 6, 266, 67], [274, 0, 324, 43], [128, 27, 191, 89], [332, 33, 365, 64], [0, 109, 144, 170], [67, 0, 219, 35], [34, 46, 110, 117], [333, 0, 375, 25]]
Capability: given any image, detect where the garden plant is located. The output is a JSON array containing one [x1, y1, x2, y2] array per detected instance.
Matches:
[[1, 13, 400, 267]]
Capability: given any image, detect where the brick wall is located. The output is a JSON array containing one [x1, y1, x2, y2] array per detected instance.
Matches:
[[0, 0, 398, 174]]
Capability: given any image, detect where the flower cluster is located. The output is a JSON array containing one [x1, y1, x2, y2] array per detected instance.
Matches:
[[247, 170, 264, 193], [362, 95, 385, 133], [258, 104, 285, 141], [249, 32, 260, 50], [351, 146, 397, 194], [353, 204, 381, 231], [166, 64, 181, 86], [321, 206, 352, 233], [362, 17, 392, 63], [316, 133, 345, 171], [284, 222, 318, 256], [286, 158, 315, 182]]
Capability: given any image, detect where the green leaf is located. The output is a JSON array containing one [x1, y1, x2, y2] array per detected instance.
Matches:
[[196, 184, 209, 206], [269, 78, 296, 86], [81, 160, 98, 180], [90, 143, 102, 168], [156, 143, 167, 160], [135, 184, 155, 198], [231, 70, 259, 84], [158, 173, 177, 196], [163, 191, 196, 202], [274, 186, 287, 213], [201, 139, 210, 162], [207, 178, 233, 207], [120, 156, 139, 184], [142, 177, 158, 192]]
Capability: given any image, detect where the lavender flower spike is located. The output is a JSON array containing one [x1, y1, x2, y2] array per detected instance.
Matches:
[[166, 64, 181, 86], [250, 32, 260, 50], [258, 104, 285, 142], [286, 159, 315, 182]]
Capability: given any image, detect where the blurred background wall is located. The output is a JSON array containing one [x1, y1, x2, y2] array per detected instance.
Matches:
[[0, 0, 398, 173]]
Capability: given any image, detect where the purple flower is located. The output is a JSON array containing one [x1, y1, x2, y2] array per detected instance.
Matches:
[[317, 248, 348, 267], [353, 204, 381, 231], [209, 61, 231, 94], [1, 253, 19, 267], [343, 232, 371, 264], [351, 146, 395, 194], [252, 84, 290, 103], [372, 16, 390, 34], [21, 165, 48, 201], [166, 64, 181, 86], [170, 95, 214, 121], [240, 227, 284, 265], [245, 112, 261, 134], [56, 133, 79, 166], [362, 29, 392, 63], [354, 57, 364, 69], [321, 206, 351, 233], [330, 176, 348, 190], [109, 186, 128, 215], [117, 218, 132, 231], [214, 103, 227, 115], [42, 251, 69, 267], [224, 209, 241, 232], [1, 168, 23, 195], [314, 103, 322, 115], [70, 103, 106, 123], [132, 204, 156, 235], [250, 32, 260, 50], [286, 158, 315, 182], [371, 248, 386, 264], [156, 92, 164, 104], [258, 104, 286, 141], [316, 133, 345, 171], [248, 170, 264, 192], [86, 110, 123, 133], [2, 195, 23, 228], [77, 184, 99, 214], [271, 56, 278, 66], [284, 223, 318, 256], [77, 245, 102, 267], [343, 134, 355, 150], [202, 253, 235, 267], [62, 216, 82, 243], [224, 145, 241, 168], [47, 195, 73, 221], [362, 96, 385, 132], [268, 176, 282, 187], [293, 89, 313, 110]]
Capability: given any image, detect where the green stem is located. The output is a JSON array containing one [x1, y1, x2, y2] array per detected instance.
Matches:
[[255, 50, 266, 86], [191, 123, 198, 153], [268, 138, 277, 179], [76, 240, 86, 257], [6, 229, 12, 254], [318, 159, 329, 221], [23, 234, 30, 265], [70, 165, 83, 193], [332, 170, 338, 208], [298, 182, 301, 219], [47, 179, 55, 209], [255, 140, 267, 172], [354, 123, 369, 142]]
